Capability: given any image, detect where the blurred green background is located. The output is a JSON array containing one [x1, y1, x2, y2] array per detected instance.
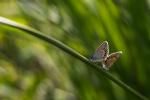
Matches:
[[0, 0, 150, 100]]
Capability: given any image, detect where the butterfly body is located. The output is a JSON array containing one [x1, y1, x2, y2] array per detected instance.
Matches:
[[90, 41, 122, 70]]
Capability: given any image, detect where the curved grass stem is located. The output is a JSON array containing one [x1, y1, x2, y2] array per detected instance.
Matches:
[[0, 17, 148, 100]]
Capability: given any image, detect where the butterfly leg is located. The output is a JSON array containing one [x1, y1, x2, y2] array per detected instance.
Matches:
[[102, 61, 109, 70]]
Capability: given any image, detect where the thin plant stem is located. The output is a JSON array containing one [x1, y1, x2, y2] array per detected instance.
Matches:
[[0, 17, 149, 100]]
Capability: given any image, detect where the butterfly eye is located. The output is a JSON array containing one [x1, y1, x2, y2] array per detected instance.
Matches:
[[90, 41, 109, 62]]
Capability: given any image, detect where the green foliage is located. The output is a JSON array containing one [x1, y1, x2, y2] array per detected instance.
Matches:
[[0, 0, 150, 100]]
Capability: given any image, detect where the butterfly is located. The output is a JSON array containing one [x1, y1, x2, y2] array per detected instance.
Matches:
[[90, 41, 122, 70]]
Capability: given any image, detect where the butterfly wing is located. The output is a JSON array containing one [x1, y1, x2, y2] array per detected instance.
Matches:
[[102, 51, 122, 70], [90, 41, 109, 62]]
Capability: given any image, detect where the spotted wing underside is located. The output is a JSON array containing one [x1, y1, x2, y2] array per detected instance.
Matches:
[[102, 51, 122, 70], [90, 41, 109, 62]]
